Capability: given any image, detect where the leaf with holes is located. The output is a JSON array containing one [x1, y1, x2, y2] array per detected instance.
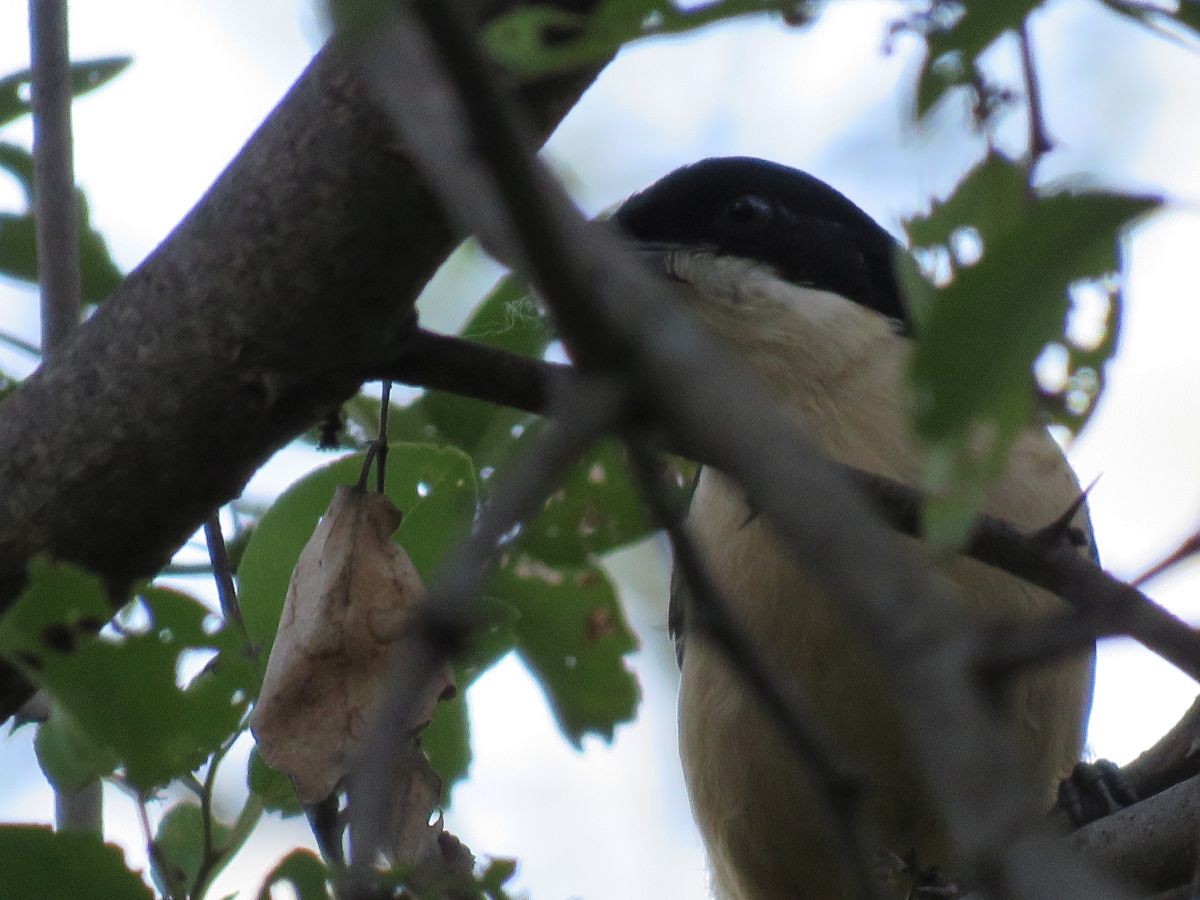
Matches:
[[513, 435, 692, 564], [0, 559, 257, 789], [904, 158, 1156, 544], [491, 556, 638, 744], [912, 0, 1039, 115]]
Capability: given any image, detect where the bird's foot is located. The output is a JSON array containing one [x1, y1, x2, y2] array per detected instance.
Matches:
[[1056, 759, 1138, 827]]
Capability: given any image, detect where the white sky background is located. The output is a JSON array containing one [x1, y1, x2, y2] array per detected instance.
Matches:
[[2, 1, 1200, 897]]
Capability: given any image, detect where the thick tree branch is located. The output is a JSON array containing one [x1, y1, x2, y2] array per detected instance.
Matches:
[[358, 2, 1127, 896], [1072, 773, 1200, 894], [0, 8, 608, 716]]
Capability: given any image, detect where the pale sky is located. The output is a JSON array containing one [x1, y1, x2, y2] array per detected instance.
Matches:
[[2, 1, 1200, 898]]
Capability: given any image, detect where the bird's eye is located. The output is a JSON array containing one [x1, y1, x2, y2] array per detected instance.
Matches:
[[719, 194, 772, 229]]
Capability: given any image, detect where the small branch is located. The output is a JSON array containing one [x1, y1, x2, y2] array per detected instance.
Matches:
[[345, 374, 627, 878], [204, 512, 248, 640], [54, 782, 102, 834], [375, 381, 392, 494], [1018, 20, 1053, 181], [1135, 530, 1200, 588], [370, 327, 562, 413], [29, 0, 82, 352], [626, 442, 881, 900], [0, 329, 42, 358]]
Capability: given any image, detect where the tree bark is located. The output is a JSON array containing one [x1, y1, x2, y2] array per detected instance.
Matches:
[[0, 28, 605, 715]]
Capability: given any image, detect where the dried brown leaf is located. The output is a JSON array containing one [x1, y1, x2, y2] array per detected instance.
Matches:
[[251, 485, 454, 806]]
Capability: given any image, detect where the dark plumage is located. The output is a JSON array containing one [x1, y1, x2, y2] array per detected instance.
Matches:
[[614, 156, 907, 327]]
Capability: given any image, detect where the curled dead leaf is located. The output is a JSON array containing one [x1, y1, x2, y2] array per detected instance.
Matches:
[[250, 485, 454, 810]]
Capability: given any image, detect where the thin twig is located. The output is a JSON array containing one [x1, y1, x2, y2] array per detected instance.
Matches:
[[204, 511, 248, 640], [1135, 531, 1200, 588], [376, 380, 392, 494], [29, 0, 82, 352], [345, 373, 627, 880], [626, 441, 881, 900], [1018, 20, 1053, 182], [0, 329, 42, 357], [137, 795, 182, 900]]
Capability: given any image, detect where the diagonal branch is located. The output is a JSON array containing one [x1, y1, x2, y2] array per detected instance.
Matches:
[[353, 2, 1128, 896], [375, 329, 1200, 685]]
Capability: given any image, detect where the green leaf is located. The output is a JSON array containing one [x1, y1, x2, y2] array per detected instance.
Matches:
[[0, 559, 258, 789], [257, 849, 331, 900], [0, 199, 124, 304], [247, 747, 304, 817], [34, 703, 117, 792], [484, 0, 795, 78], [0, 57, 132, 128], [152, 802, 230, 899], [913, 1, 1038, 115], [514, 436, 673, 563], [393, 274, 551, 454], [0, 143, 35, 204], [423, 688, 471, 798], [0, 825, 153, 900], [904, 157, 1156, 544], [491, 555, 638, 744], [237, 443, 478, 656], [479, 857, 518, 899], [0, 212, 37, 283]]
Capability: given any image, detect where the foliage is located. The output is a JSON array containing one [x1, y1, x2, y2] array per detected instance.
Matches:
[[3, 0, 1200, 896], [0, 57, 127, 315]]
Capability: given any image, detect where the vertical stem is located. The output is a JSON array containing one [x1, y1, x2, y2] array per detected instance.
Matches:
[[376, 380, 392, 493], [29, 0, 83, 352], [30, 0, 98, 834]]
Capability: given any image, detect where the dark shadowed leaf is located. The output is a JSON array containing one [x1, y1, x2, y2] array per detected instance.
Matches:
[[0, 57, 131, 127], [904, 156, 1156, 543], [913, 1, 1038, 114], [513, 436, 678, 563], [152, 803, 230, 899], [34, 702, 117, 792], [485, 0, 797, 78], [0, 825, 153, 900], [247, 747, 304, 817], [423, 688, 471, 798], [0, 560, 257, 789], [257, 849, 331, 900], [0, 193, 124, 304]]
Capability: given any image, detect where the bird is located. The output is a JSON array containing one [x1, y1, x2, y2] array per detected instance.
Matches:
[[612, 157, 1096, 898]]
